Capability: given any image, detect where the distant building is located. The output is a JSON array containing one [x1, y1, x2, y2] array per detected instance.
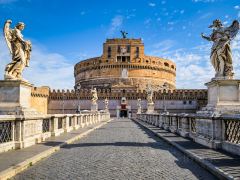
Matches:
[[74, 38, 176, 91], [31, 37, 207, 117]]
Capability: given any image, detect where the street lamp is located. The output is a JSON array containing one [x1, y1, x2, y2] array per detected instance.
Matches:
[[75, 83, 81, 114]]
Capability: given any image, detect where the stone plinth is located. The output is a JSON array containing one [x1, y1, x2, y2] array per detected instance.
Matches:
[[91, 103, 98, 112], [194, 79, 240, 149], [0, 80, 38, 115], [146, 103, 154, 114], [137, 108, 141, 114], [203, 79, 240, 114]]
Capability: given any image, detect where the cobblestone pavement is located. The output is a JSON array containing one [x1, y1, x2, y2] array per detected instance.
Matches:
[[14, 118, 216, 180]]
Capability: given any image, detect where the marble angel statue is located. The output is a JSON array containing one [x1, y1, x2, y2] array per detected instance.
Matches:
[[91, 88, 98, 104], [137, 98, 142, 113], [104, 98, 109, 110], [146, 84, 153, 104], [3, 20, 32, 80], [201, 19, 239, 79], [137, 98, 142, 109]]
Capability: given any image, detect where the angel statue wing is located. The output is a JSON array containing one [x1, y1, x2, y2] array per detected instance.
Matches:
[[3, 20, 13, 54], [225, 20, 240, 40]]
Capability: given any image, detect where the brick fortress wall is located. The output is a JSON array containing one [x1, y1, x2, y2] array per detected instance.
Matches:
[[48, 89, 207, 116], [31, 86, 50, 114]]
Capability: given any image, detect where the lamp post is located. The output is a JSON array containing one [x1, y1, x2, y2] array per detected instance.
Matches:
[[75, 83, 81, 114]]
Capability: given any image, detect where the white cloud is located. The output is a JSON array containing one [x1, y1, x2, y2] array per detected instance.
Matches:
[[169, 46, 214, 88], [80, 11, 85, 15], [223, 21, 229, 25], [148, 2, 156, 7], [167, 21, 174, 25], [0, 0, 17, 4], [158, 34, 240, 89], [192, 0, 217, 2], [199, 12, 212, 19], [107, 15, 123, 36], [144, 18, 152, 25], [0, 37, 74, 89], [152, 40, 175, 52], [180, 10, 185, 14], [234, 5, 240, 10]]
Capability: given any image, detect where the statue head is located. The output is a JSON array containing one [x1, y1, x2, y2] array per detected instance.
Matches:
[[16, 22, 25, 30], [209, 19, 223, 29]]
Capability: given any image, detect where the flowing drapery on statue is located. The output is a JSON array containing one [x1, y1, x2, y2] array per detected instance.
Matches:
[[3, 20, 32, 80], [146, 83, 153, 104], [91, 88, 98, 104], [104, 98, 109, 111], [201, 19, 239, 79]]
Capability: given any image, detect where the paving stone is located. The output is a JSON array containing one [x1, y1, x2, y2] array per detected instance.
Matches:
[[13, 118, 216, 180]]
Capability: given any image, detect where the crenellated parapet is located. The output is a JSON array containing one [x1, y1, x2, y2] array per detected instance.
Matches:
[[31, 86, 50, 98], [49, 88, 207, 101]]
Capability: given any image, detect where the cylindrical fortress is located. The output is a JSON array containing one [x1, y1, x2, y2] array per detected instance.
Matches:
[[74, 38, 176, 90]]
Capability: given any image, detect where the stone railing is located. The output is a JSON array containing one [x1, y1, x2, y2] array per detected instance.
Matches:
[[137, 113, 240, 156], [0, 112, 110, 153]]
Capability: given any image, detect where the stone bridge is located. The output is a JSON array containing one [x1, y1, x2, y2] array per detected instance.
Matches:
[[0, 116, 239, 179]]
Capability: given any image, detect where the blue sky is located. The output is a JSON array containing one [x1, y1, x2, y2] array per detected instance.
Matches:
[[0, 0, 240, 89]]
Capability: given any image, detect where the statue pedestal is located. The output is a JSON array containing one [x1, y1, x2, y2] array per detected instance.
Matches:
[[194, 79, 240, 149], [91, 103, 98, 112], [0, 80, 40, 115], [201, 79, 240, 114], [137, 108, 141, 114], [146, 103, 154, 114]]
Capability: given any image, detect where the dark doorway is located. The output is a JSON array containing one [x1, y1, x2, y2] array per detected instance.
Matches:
[[120, 110, 128, 117]]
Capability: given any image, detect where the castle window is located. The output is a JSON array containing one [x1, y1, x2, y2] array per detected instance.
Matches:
[[153, 61, 155, 64], [164, 62, 169, 67], [117, 46, 121, 53], [171, 65, 174, 69], [108, 46, 111, 58], [99, 60, 102, 63], [189, 100, 192, 104], [127, 45, 130, 53], [146, 60, 149, 63], [126, 56, 130, 62], [183, 101, 187, 105], [122, 56, 126, 62], [117, 56, 130, 63], [136, 47, 139, 58], [117, 56, 121, 62]]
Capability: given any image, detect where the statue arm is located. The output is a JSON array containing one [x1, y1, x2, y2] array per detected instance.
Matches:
[[201, 33, 212, 41], [15, 30, 25, 43]]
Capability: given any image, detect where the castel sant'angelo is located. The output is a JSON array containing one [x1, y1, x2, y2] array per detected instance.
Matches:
[[74, 38, 176, 90], [30, 34, 207, 117]]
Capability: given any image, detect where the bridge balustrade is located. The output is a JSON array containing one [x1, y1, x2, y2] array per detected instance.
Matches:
[[136, 113, 240, 156], [0, 112, 110, 154]]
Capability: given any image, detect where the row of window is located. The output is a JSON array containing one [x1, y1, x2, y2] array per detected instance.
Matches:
[[78, 61, 175, 70]]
